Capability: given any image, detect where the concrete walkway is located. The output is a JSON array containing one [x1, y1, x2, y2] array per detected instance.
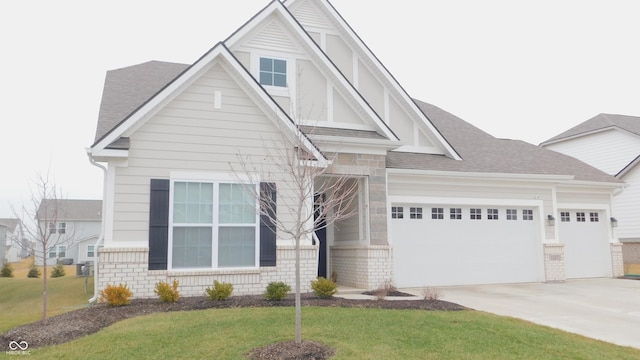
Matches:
[[337, 278, 640, 349]]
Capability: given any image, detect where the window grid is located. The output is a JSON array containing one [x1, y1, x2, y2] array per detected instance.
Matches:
[[391, 206, 403, 219], [470, 208, 482, 220], [431, 207, 443, 220], [560, 212, 570, 222], [410, 207, 423, 219], [523, 209, 533, 221], [576, 212, 586, 222], [259, 57, 287, 87], [590, 212, 599, 222], [506, 209, 517, 220], [450, 208, 462, 220], [487, 209, 499, 220]]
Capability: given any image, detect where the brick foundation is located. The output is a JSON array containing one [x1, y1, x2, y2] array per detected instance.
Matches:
[[543, 243, 565, 282], [611, 243, 624, 277], [330, 245, 392, 289], [97, 245, 318, 299]]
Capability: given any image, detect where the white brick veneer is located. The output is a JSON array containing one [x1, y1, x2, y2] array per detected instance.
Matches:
[[543, 243, 565, 282], [610, 243, 624, 277], [331, 245, 392, 289], [97, 245, 318, 299]]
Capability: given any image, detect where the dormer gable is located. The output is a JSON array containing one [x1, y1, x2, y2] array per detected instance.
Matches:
[[286, 0, 461, 159]]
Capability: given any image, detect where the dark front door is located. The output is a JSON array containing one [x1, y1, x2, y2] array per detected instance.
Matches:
[[314, 193, 327, 278]]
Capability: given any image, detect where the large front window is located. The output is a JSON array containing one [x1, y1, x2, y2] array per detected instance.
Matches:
[[170, 181, 258, 269]]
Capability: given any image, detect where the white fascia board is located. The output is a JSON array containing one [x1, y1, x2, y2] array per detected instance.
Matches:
[[387, 168, 575, 182], [309, 0, 461, 160], [555, 179, 627, 190], [224, 0, 400, 144], [86, 147, 128, 162], [540, 126, 621, 146]]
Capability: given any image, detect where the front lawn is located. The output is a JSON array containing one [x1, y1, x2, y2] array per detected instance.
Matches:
[[27, 307, 640, 359]]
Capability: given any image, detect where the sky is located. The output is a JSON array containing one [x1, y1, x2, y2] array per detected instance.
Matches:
[[1, 0, 639, 218]]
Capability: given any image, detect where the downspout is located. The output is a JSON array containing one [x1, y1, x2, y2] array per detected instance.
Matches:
[[87, 150, 107, 304]]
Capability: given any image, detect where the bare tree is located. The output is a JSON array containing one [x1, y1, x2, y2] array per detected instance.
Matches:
[[234, 119, 360, 345], [11, 172, 77, 322]]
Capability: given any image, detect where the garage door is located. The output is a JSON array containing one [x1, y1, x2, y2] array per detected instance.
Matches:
[[558, 210, 612, 278], [391, 205, 541, 287]]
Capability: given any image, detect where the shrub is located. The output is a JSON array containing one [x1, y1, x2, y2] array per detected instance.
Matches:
[[99, 283, 133, 306], [373, 279, 396, 301], [0, 262, 14, 278], [311, 277, 337, 299], [155, 279, 180, 303], [27, 263, 41, 278], [421, 286, 443, 301], [264, 281, 291, 300], [205, 280, 234, 300], [51, 263, 66, 278]]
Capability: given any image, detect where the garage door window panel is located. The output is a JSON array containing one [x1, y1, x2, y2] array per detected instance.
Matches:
[[470, 208, 482, 220], [391, 206, 404, 219], [450, 208, 462, 220], [430, 208, 442, 220]]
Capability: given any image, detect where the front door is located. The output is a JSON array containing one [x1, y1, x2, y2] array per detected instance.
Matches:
[[314, 193, 327, 278]]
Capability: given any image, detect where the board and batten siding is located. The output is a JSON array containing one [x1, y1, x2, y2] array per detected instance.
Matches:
[[545, 129, 640, 175], [108, 62, 296, 247]]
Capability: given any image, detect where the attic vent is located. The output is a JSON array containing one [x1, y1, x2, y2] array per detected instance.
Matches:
[[214, 91, 222, 109]]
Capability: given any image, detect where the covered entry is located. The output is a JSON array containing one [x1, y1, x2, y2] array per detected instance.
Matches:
[[391, 204, 543, 287]]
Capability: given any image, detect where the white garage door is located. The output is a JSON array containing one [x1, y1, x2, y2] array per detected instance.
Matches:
[[392, 205, 541, 287], [558, 210, 612, 278]]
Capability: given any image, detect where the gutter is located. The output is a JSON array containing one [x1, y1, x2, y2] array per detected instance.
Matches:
[[87, 149, 107, 304]]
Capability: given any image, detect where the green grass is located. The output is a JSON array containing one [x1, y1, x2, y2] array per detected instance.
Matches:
[[0, 259, 94, 332], [27, 307, 640, 359]]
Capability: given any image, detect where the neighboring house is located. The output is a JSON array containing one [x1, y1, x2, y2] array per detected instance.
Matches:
[[0, 218, 27, 264], [541, 113, 640, 268], [35, 199, 102, 266], [87, 0, 624, 298]]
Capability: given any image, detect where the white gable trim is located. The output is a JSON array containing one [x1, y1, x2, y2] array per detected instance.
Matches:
[[286, 0, 461, 160], [225, 0, 400, 143], [541, 126, 640, 147], [90, 43, 327, 167]]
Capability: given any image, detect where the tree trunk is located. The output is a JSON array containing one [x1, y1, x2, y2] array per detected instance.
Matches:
[[42, 261, 48, 322], [295, 235, 302, 345]]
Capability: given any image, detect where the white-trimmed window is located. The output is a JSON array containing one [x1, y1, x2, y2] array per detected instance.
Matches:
[[431, 207, 443, 220], [506, 209, 517, 220], [410, 207, 423, 219], [391, 206, 404, 219], [470, 208, 481, 220], [560, 212, 570, 222], [259, 57, 287, 87], [49, 222, 56, 235], [170, 180, 258, 270], [523, 209, 534, 221], [58, 222, 66, 234], [49, 245, 66, 258], [450, 208, 462, 220], [576, 212, 586, 222], [590, 212, 599, 222], [487, 209, 499, 220], [87, 245, 95, 258]]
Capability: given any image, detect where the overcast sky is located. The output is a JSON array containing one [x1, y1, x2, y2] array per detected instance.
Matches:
[[1, 0, 639, 217]]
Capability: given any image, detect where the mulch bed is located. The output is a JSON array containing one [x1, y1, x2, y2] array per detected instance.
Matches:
[[1, 293, 465, 359]]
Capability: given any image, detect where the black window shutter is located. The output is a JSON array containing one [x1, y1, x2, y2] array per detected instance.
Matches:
[[259, 182, 277, 267], [149, 179, 170, 270]]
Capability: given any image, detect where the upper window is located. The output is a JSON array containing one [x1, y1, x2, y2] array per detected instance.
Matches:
[[87, 245, 95, 258], [487, 209, 499, 220], [391, 206, 403, 219], [259, 58, 287, 87], [170, 181, 258, 269], [506, 209, 517, 220], [58, 222, 66, 234], [430, 208, 443, 220]]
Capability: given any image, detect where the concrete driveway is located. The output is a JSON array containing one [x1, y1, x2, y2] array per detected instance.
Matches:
[[427, 278, 640, 349]]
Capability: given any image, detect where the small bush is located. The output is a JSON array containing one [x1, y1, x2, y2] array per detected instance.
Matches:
[[51, 263, 66, 278], [205, 280, 234, 300], [99, 283, 133, 306], [27, 264, 41, 278], [421, 286, 443, 301], [373, 279, 397, 301], [311, 277, 337, 299], [155, 279, 180, 303], [0, 262, 14, 278], [264, 281, 291, 300]]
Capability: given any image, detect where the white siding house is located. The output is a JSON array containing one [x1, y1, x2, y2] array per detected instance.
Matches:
[[87, 0, 624, 299], [541, 113, 640, 268]]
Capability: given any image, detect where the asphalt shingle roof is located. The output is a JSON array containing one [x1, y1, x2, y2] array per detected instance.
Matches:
[[541, 113, 640, 145]]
